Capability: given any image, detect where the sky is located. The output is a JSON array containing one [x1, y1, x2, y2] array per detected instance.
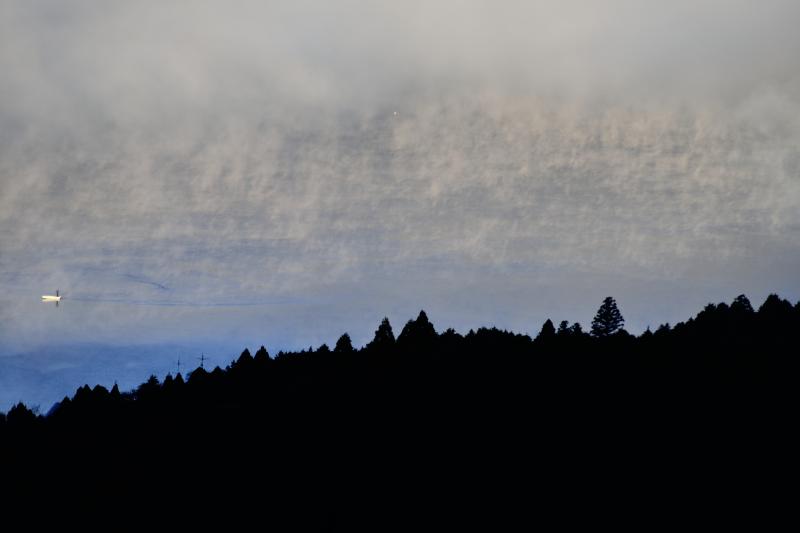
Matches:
[[1, 1, 799, 411]]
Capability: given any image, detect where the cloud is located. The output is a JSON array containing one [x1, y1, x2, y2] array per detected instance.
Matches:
[[1, 1, 799, 359]]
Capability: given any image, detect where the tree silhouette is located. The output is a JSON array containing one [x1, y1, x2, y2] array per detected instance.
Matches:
[[188, 365, 208, 384], [758, 294, 792, 316], [316, 343, 331, 355], [397, 310, 437, 351], [0, 293, 792, 525], [6, 402, 36, 427], [334, 333, 354, 354], [136, 375, 160, 399], [535, 319, 556, 342], [591, 297, 624, 337], [367, 317, 396, 352], [731, 294, 754, 314], [231, 348, 254, 371], [254, 345, 270, 363]]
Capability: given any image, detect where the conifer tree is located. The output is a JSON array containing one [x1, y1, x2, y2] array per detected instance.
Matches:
[[367, 317, 396, 352], [591, 297, 625, 337], [536, 319, 556, 342], [334, 333, 355, 354]]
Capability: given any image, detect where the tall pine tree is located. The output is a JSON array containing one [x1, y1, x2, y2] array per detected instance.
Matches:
[[367, 317, 395, 352], [591, 297, 624, 337]]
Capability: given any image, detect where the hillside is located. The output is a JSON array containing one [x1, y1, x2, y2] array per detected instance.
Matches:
[[1, 294, 792, 528]]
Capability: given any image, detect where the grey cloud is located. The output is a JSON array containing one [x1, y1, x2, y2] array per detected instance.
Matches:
[[1, 1, 799, 362]]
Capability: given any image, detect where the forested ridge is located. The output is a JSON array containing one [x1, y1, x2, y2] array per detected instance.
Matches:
[[1, 294, 792, 528]]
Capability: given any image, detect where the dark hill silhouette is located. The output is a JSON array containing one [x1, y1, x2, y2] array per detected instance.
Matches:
[[0, 294, 792, 528]]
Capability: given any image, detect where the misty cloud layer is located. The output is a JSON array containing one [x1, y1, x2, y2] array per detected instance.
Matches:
[[1, 1, 799, 408]]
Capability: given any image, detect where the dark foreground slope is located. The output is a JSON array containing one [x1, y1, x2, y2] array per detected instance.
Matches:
[[1, 295, 794, 528]]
